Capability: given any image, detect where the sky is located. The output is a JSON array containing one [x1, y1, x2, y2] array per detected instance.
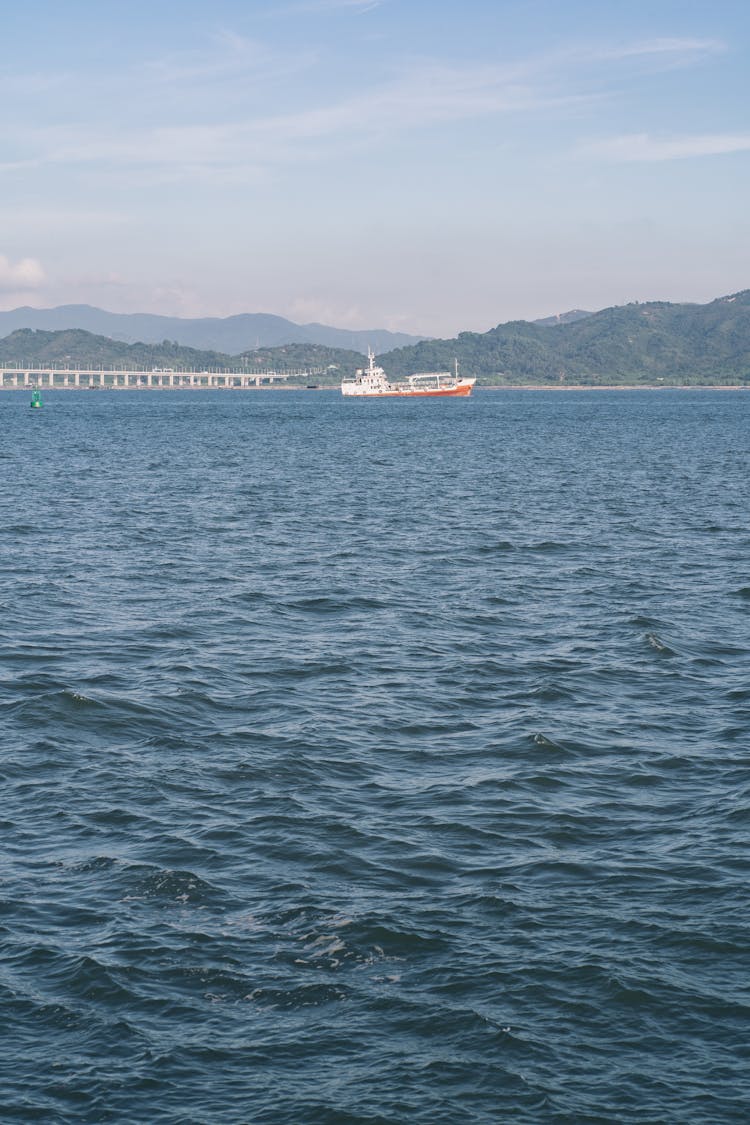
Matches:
[[1, 0, 749, 336]]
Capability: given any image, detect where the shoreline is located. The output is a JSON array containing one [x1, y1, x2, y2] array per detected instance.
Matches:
[[481, 383, 749, 391], [2, 383, 748, 393]]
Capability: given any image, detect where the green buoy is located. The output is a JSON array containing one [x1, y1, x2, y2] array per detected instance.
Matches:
[[30, 387, 42, 409]]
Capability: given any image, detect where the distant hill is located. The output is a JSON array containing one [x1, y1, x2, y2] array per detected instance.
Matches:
[[4, 291, 750, 386], [380, 292, 750, 384], [0, 327, 365, 382], [0, 304, 424, 354], [243, 342, 365, 378], [0, 328, 237, 372]]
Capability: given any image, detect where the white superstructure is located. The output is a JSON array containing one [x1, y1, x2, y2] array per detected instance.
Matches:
[[341, 350, 475, 398]]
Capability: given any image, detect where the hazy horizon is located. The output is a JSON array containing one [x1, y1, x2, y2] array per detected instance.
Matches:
[[2, 0, 749, 336]]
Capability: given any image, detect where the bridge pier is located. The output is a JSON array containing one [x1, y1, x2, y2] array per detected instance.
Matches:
[[1, 366, 314, 389]]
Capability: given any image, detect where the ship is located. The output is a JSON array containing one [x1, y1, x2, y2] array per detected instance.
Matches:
[[341, 350, 475, 397]]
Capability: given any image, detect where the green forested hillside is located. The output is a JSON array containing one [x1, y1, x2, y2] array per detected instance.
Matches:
[[0, 329, 235, 371], [0, 328, 365, 381], [381, 291, 750, 384], [240, 342, 366, 378], [3, 291, 750, 385]]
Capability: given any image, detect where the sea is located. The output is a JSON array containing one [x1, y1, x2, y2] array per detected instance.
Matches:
[[2, 388, 749, 1124]]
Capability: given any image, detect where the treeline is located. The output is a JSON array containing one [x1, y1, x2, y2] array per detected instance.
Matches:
[[0, 329, 237, 372], [3, 290, 750, 385], [0, 329, 366, 383], [381, 292, 750, 384], [240, 342, 365, 379]]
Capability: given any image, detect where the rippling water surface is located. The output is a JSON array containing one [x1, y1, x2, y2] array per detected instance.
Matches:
[[2, 389, 749, 1123]]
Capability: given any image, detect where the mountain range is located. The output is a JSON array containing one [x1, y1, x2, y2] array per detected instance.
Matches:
[[0, 305, 424, 355], [383, 291, 750, 384], [0, 328, 365, 379], [2, 291, 750, 385]]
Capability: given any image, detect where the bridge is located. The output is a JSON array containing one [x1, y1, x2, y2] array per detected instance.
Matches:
[[0, 366, 326, 389]]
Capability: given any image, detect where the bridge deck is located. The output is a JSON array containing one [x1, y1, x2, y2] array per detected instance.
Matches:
[[0, 367, 324, 388]]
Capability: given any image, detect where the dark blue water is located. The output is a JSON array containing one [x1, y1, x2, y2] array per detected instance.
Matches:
[[2, 389, 749, 1124]]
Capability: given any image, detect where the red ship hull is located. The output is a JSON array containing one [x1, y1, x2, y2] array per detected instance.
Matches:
[[357, 382, 474, 397]]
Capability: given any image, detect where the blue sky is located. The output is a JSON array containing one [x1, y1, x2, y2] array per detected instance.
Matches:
[[1, 0, 749, 335]]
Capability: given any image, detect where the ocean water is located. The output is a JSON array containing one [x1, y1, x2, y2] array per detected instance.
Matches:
[[1, 388, 749, 1124]]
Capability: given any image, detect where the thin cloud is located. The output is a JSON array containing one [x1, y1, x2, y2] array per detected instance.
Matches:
[[250, 62, 577, 140], [583, 132, 750, 162], [0, 254, 45, 291], [141, 31, 316, 87], [0, 33, 731, 183], [596, 36, 726, 61], [524, 35, 727, 78], [276, 0, 381, 13], [3, 58, 590, 181]]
